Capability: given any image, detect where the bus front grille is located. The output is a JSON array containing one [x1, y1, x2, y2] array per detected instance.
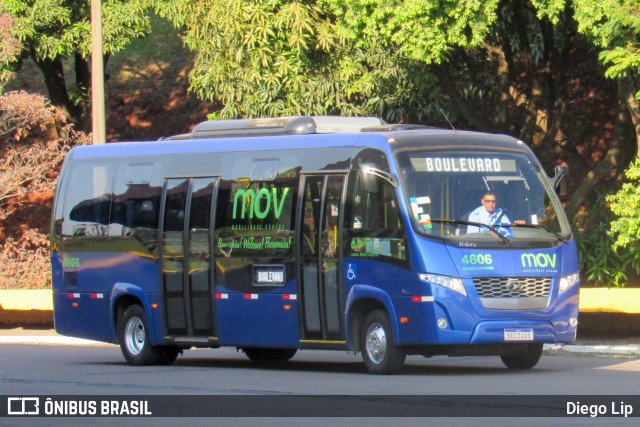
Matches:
[[471, 277, 551, 309]]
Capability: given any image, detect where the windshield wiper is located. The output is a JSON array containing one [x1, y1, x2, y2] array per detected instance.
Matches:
[[429, 219, 512, 246], [509, 223, 568, 243]]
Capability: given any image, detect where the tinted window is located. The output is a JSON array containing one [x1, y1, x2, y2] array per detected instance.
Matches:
[[215, 174, 297, 258], [345, 150, 408, 266], [109, 162, 162, 256], [62, 162, 113, 238]]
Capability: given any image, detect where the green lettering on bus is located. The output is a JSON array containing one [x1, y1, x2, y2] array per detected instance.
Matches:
[[521, 253, 556, 268], [232, 187, 290, 220]]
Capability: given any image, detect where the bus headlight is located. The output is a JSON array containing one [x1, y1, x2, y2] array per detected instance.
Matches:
[[419, 273, 467, 297], [559, 272, 580, 294]]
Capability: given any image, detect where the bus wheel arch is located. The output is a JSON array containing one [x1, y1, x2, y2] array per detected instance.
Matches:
[[114, 294, 142, 343], [359, 309, 406, 374], [348, 298, 406, 374], [348, 298, 386, 353], [117, 303, 163, 365]]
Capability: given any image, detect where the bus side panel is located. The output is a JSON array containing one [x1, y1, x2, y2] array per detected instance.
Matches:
[[215, 283, 300, 348], [343, 259, 419, 346], [53, 251, 159, 343], [51, 252, 66, 334]]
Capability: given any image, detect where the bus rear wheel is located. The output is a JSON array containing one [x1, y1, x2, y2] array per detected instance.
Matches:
[[500, 343, 544, 369], [118, 304, 162, 366], [158, 346, 181, 365], [242, 348, 297, 363], [360, 310, 406, 374]]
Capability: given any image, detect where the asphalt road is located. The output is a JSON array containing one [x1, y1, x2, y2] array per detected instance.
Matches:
[[1, 344, 639, 426]]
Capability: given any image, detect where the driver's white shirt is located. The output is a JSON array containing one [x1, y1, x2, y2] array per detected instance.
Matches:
[[467, 206, 510, 233]]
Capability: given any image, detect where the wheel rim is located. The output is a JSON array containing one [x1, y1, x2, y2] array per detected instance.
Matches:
[[124, 316, 145, 356], [365, 322, 387, 364]]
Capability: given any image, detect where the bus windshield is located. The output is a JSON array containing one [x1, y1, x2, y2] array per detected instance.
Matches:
[[397, 150, 571, 245]]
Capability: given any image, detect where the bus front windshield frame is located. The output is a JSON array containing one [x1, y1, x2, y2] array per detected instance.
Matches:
[[397, 149, 572, 247]]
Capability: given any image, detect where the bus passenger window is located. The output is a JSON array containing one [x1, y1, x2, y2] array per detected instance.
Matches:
[[62, 163, 113, 238], [346, 156, 408, 265]]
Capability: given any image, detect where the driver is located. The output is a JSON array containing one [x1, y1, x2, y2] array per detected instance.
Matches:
[[466, 192, 511, 233]]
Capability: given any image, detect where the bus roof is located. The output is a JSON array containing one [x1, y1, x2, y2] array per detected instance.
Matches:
[[70, 116, 528, 160]]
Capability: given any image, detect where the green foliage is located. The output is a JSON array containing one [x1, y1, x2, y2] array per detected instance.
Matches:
[[608, 158, 640, 248], [0, 0, 151, 59], [150, 0, 640, 124], [529, 0, 567, 23], [0, 0, 153, 123], [322, 0, 500, 64], [600, 47, 640, 80], [575, 221, 640, 287], [153, 0, 442, 121], [573, 0, 640, 96], [578, 157, 640, 287]]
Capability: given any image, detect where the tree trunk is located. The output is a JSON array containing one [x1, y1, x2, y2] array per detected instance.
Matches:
[[620, 78, 640, 157], [564, 84, 636, 220], [32, 53, 80, 122], [75, 53, 90, 92], [73, 54, 92, 132]]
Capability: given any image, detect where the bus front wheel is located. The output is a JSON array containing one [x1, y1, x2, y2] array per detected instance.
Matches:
[[500, 343, 543, 369], [118, 304, 162, 366], [360, 310, 406, 374]]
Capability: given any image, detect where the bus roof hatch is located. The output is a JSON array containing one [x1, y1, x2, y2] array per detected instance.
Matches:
[[165, 116, 386, 140]]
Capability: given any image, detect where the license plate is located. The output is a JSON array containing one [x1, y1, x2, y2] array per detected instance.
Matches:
[[504, 328, 534, 341]]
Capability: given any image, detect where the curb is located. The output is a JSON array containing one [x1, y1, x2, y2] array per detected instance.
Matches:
[[0, 335, 113, 346], [0, 309, 53, 328], [544, 343, 640, 356]]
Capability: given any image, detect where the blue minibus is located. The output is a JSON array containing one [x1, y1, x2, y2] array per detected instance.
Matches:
[[50, 116, 579, 374]]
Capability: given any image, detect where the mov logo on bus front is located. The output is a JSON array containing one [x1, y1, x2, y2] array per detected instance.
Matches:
[[521, 253, 557, 269]]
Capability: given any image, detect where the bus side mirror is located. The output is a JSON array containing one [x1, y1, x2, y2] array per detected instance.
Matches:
[[551, 165, 569, 196], [359, 164, 399, 193]]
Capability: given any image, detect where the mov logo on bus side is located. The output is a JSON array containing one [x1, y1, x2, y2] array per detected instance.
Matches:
[[233, 188, 290, 220]]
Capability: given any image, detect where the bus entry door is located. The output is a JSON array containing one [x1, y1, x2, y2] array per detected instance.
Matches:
[[298, 174, 345, 343], [161, 177, 218, 339]]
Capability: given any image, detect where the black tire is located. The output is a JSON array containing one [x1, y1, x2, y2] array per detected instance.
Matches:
[[157, 346, 181, 365], [360, 309, 406, 374], [500, 343, 544, 369], [242, 348, 297, 363], [118, 304, 162, 366]]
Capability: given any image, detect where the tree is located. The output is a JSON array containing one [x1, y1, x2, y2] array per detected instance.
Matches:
[[608, 158, 640, 247], [0, 0, 152, 129], [154, 0, 638, 229], [0, 12, 20, 88], [152, 0, 442, 122], [324, 0, 639, 224]]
